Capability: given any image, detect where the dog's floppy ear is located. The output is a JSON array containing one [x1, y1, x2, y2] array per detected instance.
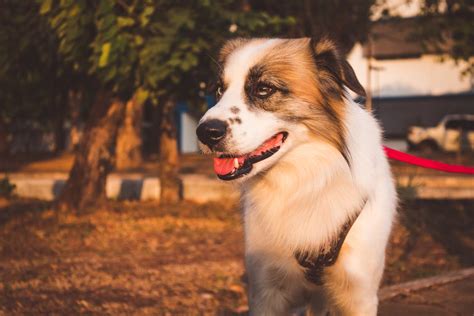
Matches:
[[310, 38, 366, 97]]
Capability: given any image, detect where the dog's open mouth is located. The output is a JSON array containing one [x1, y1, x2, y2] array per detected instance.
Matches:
[[213, 132, 288, 180]]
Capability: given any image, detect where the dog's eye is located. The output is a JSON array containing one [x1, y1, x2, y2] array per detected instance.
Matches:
[[255, 84, 275, 98]]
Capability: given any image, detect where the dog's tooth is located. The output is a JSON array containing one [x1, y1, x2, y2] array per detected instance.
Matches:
[[234, 158, 239, 168]]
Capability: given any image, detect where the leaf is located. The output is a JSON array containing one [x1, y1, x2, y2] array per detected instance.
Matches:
[[98, 42, 111, 68], [134, 35, 144, 46], [117, 17, 135, 28], [69, 5, 80, 17], [136, 88, 149, 104], [39, 0, 52, 15], [140, 5, 154, 27]]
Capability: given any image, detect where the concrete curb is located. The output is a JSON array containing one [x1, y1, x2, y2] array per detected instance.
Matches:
[[181, 174, 239, 203], [2, 172, 473, 202], [5, 173, 162, 202]]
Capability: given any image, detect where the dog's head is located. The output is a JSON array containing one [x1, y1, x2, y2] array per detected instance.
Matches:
[[196, 38, 365, 181]]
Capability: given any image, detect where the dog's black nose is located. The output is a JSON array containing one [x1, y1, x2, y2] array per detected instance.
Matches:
[[196, 119, 228, 148]]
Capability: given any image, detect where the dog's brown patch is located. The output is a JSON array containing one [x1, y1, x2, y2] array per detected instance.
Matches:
[[312, 38, 366, 98], [239, 38, 355, 163], [217, 37, 365, 164]]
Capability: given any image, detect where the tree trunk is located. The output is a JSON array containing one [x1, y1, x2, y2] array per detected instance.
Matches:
[[159, 98, 180, 203], [148, 104, 162, 156], [54, 101, 66, 153], [115, 92, 144, 170], [55, 91, 125, 212], [67, 89, 83, 152], [0, 117, 9, 156]]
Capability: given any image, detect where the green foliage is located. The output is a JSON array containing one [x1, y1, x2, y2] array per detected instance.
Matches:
[[3, 0, 376, 137], [39, 0, 292, 106], [41, 0, 96, 75], [0, 0, 69, 128], [1, 0, 380, 119], [7, 0, 373, 118], [0, 176, 16, 198], [138, 0, 289, 104], [416, 0, 474, 76]]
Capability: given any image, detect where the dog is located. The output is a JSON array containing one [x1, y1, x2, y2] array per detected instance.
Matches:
[[196, 38, 397, 315]]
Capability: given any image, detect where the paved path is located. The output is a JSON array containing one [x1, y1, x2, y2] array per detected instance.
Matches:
[[379, 274, 474, 315]]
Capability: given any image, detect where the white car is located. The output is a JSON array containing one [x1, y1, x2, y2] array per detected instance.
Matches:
[[407, 114, 474, 152]]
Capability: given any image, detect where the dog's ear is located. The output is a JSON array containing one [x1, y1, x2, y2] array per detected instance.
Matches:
[[219, 38, 249, 64], [310, 38, 366, 97]]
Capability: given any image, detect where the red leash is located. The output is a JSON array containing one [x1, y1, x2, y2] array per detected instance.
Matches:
[[383, 146, 474, 175]]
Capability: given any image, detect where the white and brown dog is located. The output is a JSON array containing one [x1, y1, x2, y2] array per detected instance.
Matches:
[[196, 38, 397, 316]]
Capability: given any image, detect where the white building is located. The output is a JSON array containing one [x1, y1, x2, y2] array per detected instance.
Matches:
[[348, 3, 473, 98]]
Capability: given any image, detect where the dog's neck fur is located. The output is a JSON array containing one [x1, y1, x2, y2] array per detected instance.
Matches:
[[241, 135, 367, 257]]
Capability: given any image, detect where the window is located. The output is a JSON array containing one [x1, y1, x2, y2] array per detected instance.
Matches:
[[445, 118, 474, 131], [445, 119, 463, 130]]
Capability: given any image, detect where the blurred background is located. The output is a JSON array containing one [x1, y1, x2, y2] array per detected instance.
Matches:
[[0, 0, 473, 315]]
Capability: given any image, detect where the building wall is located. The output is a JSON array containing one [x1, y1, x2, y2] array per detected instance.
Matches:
[[372, 94, 474, 137], [348, 44, 473, 98], [180, 112, 199, 153]]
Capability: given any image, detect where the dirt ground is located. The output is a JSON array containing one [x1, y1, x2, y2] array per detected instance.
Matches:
[[379, 275, 474, 316], [0, 198, 472, 315]]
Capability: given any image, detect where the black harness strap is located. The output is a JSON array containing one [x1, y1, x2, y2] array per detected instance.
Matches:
[[294, 198, 368, 285]]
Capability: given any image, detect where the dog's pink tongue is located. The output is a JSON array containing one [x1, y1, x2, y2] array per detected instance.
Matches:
[[213, 157, 235, 175], [213, 156, 245, 175]]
